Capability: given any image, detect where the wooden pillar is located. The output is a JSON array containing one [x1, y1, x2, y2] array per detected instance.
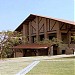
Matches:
[[56, 22, 62, 54], [57, 22, 61, 40], [29, 21, 32, 43], [36, 50, 39, 56], [23, 24, 26, 36], [50, 46, 53, 55], [74, 49, 75, 56], [14, 49, 16, 58], [67, 31, 71, 47], [44, 19, 48, 39], [48, 47, 51, 56], [36, 16, 39, 42], [23, 24, 26, 44]]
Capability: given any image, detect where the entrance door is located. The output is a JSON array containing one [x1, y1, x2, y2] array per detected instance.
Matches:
[[53, 45, 58, 55], [62, 50, 65, 54]]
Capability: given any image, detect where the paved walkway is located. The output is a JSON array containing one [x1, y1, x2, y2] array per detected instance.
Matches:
[[16, 61, 40, 75], [0, 54, 74, 63]]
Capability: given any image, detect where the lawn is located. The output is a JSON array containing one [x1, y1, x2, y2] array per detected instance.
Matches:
[[26, 59, 75, 75], [0, 56, 75, 75], [0, 58, 33, 75]]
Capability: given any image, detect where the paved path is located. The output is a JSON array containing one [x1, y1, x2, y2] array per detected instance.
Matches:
[[16, 61, 40, 75], [0, 54, 74, 63]]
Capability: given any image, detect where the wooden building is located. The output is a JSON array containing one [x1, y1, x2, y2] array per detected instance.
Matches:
[[13, 14, 75, 57]]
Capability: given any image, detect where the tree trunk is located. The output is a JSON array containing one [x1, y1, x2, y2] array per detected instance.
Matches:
[[0, 44, 3, 59]]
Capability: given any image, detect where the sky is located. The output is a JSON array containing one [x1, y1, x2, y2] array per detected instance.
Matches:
[[0, 0, 74, 31]]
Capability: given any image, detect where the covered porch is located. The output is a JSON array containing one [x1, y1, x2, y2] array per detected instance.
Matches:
[[12, 43, 50, 57]]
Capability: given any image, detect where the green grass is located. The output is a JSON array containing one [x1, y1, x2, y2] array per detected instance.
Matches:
[[0, 56, 75, 75], [26, 60, 75, 75], [0, 59, 32, 75], [52, 56, 75, 60]]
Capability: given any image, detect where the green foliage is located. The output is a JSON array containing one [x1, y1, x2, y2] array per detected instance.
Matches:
[[22, 36, 28, 44], [37, 38, 52, 45], [37, 38, 63, 48], [52, 38, 63, 48], [71, 36, 75, 43], [0, 31, 23, 58]]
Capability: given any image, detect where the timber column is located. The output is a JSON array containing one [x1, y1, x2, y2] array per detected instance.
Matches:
[[57, 22, 61, 40], [56, 22, 62, 54], [23, 24, 25, 36], [14, 49, 16, 57], [29, 21, 32, 43], [23, 24, 27, 44], [36, 16, 39, 42], [67, 31, 71, 47], [44, 18, 48, 39]]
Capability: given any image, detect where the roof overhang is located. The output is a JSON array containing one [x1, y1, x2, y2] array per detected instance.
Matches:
[[12, 43, 49, 50]]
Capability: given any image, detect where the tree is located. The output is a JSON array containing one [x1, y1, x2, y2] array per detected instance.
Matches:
[[37, 38, 63, 55], [71, 36, 75, 43], [0, 31, 22, 58], [0, 31, 8, 58], [37, 38, 63, 47]]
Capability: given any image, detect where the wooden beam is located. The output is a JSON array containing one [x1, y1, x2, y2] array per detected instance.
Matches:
[[67, 25, 73, 34], [33, 20, 36, 23], [39, 24, 44, 32], [31, 25, 36, 31], [38, 17, 43, 24], [60, 23, 65, 30], [51, 21, 56, 30]]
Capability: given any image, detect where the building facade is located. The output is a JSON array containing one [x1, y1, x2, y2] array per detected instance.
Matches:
[[13, 14, 75, 57]]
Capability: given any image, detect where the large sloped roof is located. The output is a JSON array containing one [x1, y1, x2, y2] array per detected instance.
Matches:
[[15, 14, 75, 31]]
